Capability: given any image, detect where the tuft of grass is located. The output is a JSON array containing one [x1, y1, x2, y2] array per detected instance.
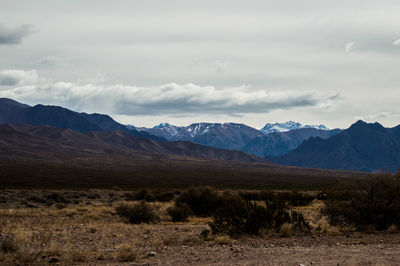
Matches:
[[387, 224, 398, 234], [114, 244, 138, 262], [279, 222, 293, 237], [0, 232, 29, 255], [68, 249, 87, 262], [215, 235, 232, 245]]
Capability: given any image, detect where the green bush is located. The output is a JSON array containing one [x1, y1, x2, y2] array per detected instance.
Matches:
[[116, 201, 158, 224], [209, 193, 309, 236], [175, 187, 222, 216], [167, 202, 193, 222], [323, 173, 400, 231]]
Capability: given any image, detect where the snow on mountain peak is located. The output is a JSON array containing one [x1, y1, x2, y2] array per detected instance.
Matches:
[[260, 121, 329, 134], [153, 122, 173, 129]]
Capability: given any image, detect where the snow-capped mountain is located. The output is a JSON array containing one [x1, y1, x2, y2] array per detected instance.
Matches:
[[134, 122, 263, 150], [260, 121, 329, 134], [127, 121, 335, 154]]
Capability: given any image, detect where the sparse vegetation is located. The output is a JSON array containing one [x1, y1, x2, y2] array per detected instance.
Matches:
[[209, 193, 310, 236], [115, 243, 138, 262], [239, 190, 315, 207], [167, 202, 193, 222], [175, 186, 223, 216], [1, 181, 400, 264], [116, 201, 159, 224], [323, 173, 400, 231], [0, 234, 20, 254]]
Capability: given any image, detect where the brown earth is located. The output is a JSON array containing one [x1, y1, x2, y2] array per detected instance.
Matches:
[[0, 190, 399, 265]]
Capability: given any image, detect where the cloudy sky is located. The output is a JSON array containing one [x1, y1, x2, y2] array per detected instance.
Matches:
[[1, 0, 400, 129]]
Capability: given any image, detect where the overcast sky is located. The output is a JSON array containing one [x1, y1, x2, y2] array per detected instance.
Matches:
[[1, 0, 400, 129]]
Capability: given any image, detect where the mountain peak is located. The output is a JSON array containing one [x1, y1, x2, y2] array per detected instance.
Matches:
[[261, 121, 328, 134], [0, 98, 30, 108], [153, 122, 173, 129], [349, 120, 385, 132]]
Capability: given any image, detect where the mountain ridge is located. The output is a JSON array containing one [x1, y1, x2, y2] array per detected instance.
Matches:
[[270, 120, 400, 172]]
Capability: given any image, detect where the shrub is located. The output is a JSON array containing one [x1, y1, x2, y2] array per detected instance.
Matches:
[[239, 191, 315, 207], [323, 173, 400, 231], [46, 192, 69, 203], [167, 202, 193, 222], [175, 187, 222, 216], [116, 201, 159, 224], [155, 192, 175, 202], [209, 193, 309, 236], [0, 234, 19, 253], [135, 189, 156, 202]]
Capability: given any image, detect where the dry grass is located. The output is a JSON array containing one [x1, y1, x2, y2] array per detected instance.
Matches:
[[279, 222, 293, 237], [0, 191, 208, 264], [0, 188, 375, 264], [114, 243, 138, 262], [215, 235, 233, 245]]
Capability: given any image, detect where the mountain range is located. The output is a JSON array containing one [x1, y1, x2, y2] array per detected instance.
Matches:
[[271, 120, 400, 172], [1, 97, 337, 157], [0, 98, 163, 141], [260, 121, 329, 134], [0, 122, 361, 190], [242, 127, 342, 157], [0, 123, 260, 163], [1, 97, 399, 172], [132, 121, 338, 154]]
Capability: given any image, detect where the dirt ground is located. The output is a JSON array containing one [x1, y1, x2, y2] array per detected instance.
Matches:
[[1, 190, 400, 265]]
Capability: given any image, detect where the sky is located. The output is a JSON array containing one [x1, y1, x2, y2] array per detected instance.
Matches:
[[1, 0, 400, 129]]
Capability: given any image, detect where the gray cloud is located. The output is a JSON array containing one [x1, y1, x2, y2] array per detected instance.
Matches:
[[0, 24, 34, 45], [2, 1, 400, 128], [214, 60, 228, 74], [33, 56, 69, 68], [0, 70, 38, 86], [0, 70, 336, 116]]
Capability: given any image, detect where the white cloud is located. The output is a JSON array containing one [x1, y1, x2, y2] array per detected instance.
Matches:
[[0, 70, 337, 116], [392, 39, 400, 47], [345, 42, 355, 53]]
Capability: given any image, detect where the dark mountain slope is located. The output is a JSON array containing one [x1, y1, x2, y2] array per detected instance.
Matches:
[[0, 98, 162, 140], [270, 121, 400, 172], [241, 128, 342, 157], [0, 124, 261, 163], [0, 124, 367, 190]]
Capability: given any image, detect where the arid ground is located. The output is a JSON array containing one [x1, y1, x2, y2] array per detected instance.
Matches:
[[1, 189, 400, 265]]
